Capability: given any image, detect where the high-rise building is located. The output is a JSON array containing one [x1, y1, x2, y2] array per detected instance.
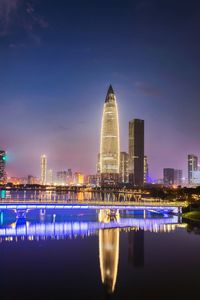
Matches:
[[100, 85, 120, 185], [27, 175, 38, 185], [0, 150, 7, 183], [96, 153, 101, 174], [188, 154, 198, 185], [119, 152, 129, 183], [57, 171, 67, 185], [66, 169, 73, 185], [174, 169, 183, 186], [144, 155, 149, 184], [74, 172, 84, 185], [40, 154, 47, 185], [47, 169, 53, 185], [163, 168, 174, 185], [128, 119, 144, 186]]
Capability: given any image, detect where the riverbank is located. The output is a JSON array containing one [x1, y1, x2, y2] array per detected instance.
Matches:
[[182, 211, 200, 222]]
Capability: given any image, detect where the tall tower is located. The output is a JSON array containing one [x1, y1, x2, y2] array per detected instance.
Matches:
[[144, 155, 149, 184], [129, 119, 144, 186], [188, 154, 198, 185], [40, 154, 47, 185], [0, 150, 7, 183], [100, 85, 120, 185]]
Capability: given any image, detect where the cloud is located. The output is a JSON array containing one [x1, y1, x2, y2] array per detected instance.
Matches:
[[0, 0, 21, 36], [135, 81, 162, 97], [0, 0, 49, 45]]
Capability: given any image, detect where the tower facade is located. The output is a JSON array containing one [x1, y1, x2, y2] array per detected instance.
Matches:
[[0, 150, 7, 183], [100, 85, 120, 185], [144, 155, 149, 184], [119, 152, 129, 183], [188, 154, 198, 185], [128, 119, 144, 186], [40, 154, 47, 185]]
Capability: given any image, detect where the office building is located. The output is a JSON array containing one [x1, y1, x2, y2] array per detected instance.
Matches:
[[163, 168, 174, 185], [57, 171, 67, 185], [144, 156, 149, 184], [119, 152, 129, 183], [40, 154, 47, 185], [47, 169, 53, 185], [129, 119, 144, 186], [188, 154, 198, 185], [0, 150, 7, 183], [174, 169, 183, 186]]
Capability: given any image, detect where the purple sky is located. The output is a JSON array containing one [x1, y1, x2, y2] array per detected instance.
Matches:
[[1, 0, 200, 179]]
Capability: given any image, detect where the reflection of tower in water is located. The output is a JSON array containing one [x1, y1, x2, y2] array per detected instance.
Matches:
[[128, 230, 144, 268], [99, 228, 119, 294]]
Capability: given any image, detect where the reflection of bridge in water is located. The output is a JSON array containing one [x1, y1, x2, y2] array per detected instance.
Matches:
[[0, 208, 186, 295], [0, 214, 180, 241]]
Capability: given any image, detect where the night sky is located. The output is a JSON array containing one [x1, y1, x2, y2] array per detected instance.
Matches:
[[1, 0, 200, 179]]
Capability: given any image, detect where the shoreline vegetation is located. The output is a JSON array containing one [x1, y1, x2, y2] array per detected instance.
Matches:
[[183, 211, 200, 222]]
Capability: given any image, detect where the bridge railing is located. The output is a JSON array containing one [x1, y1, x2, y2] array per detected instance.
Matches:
[[0, 199, 188, 207]]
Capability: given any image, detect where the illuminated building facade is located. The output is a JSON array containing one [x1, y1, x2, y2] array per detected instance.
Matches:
[[119, 152, 129, 183], [163, 168, 174, 185], [0, 150, 7, 183], [40, 154, 47, 185], [57, 171, 67, 185], [74, 172, 84, 185], [188, 154, 198, 185], [129, 119, 144, 186], [47, 169, 53, 185], [144, 155, 149, 184], [100, 85, 120, 185], [174, 169, 182, 186], [27, 175, 38, 185]]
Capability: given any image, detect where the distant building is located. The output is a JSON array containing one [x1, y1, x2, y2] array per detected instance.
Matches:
[[100, 85, 120, 185], [144, 156, 149, 184], [47, 169, 53, 185], [74, 172, 84, 185], [57, 171, 67, 185], [163, 168, 174, 185], [119, 152, 129, 183], [129, 119, 144, 186], [96, 153, 100, 175], [188, 154, 198, 185], [191, 171, 200, 185], [87, 174, 100, 185], [40, 154, 47, 185], [174, 169, 183, 186], [66, 169, 73, 185], [27, 175, 38, 185], [0, 150, 7, 183]]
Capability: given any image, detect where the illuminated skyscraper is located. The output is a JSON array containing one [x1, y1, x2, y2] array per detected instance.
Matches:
[[188, 154, 198, 185], [0, 150, 7, 183], [144, 155, 149, 184], [163, 168, 174, 185], [129, 119, 144, 186], [47, 169, 53, 185], [120, 152, 129, 183], [40, 154, 47, 185], [100, 85, 120, 184]]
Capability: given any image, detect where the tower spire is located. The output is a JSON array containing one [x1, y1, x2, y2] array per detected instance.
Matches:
[[105, 84, 115, 103]]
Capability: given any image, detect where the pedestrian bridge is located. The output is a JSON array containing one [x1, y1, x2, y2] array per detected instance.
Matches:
[[0, 200, 186, 214]]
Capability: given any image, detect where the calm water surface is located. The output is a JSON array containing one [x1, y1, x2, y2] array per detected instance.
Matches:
[[0, 191, 200, 299]]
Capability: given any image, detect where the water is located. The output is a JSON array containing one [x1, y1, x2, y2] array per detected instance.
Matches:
[[0, 191, 200, 299]]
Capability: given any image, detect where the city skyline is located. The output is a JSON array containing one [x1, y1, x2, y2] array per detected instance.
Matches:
[[1, 0, 200, 179]]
